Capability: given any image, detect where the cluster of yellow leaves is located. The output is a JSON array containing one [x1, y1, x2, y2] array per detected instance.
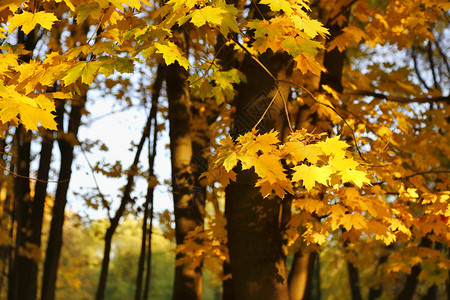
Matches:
[[246, 0, 328, 75], [327, 0, 449, 51], [204, 128, 370, 199]]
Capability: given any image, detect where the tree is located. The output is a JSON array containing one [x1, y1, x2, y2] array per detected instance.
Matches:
[[0, 0, 449, 300]]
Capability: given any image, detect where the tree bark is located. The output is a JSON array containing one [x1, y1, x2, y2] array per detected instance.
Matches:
[[225, 49, 293, 299], [166, 26, 205, 299], [346, 260, 363, 300], [396, 237, 432, 300], [41, 89, 85, 300], [10, 126, 32, 300], [288, 250, 317, 300], [8, 27, 38, 300]]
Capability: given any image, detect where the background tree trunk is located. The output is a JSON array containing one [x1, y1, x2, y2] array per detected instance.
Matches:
[[166, 27, 204, 299], [134, 64, 163, 300], [41, 88, 85, 300], [288, 251, 317, 300]]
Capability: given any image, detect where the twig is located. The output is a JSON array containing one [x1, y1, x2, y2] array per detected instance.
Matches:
[[344, 90, 450, 104], [0, 163, 69, 183], [279, 79, 367, 162], [254, 90, 279, 129]]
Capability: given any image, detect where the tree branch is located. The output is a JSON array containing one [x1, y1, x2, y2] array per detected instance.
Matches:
[[344, 90, 450, 104]]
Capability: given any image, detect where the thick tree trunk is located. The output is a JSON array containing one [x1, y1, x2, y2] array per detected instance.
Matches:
[[225, 49, 293, 299], [166, 27, 204, 298], [10, 126, 32, 300], [8, 27, 38, 300], [41, 90, 85, 300], [288, 250, 317, 300], [346, 260, 363, 300]]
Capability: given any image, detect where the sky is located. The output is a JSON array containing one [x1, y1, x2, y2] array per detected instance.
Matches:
[[67, 87, 173, 220]]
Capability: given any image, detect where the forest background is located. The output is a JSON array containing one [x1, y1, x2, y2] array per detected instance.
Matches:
[[0, 0, 449, 300]]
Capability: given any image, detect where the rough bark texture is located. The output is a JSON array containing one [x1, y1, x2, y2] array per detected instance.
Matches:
[[288, 251, 317, 300], [41, 90, 85, 300], [8, 28, 37, 300], [10, 127, 32, 300], [166, 28, 204, 300], [346, 260, 363, 300], [225, 49, 293, 300]]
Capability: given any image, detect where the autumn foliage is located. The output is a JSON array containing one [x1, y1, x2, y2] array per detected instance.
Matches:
[[0, 0, 449, 299]]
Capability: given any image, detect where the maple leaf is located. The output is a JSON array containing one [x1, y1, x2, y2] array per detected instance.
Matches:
[[8, 11, 58, 34], [292, 164, 332, 191], [340, 213, 366, 231], [259, 0, 293, 14], [329, 155, 359, 172], [155, 42, 190, 70], [339, 169, 371, 188], [252, 153, 286, 184], [294, 53, 324, 75], [290, 15, 328, 38], [190, 6, 227, 27], [318, 136, 349, 158], [0, 84, 57, 131], [284, 142, 322, 164]]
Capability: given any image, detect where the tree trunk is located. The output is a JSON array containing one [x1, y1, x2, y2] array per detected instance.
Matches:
[[396, 237, 432, 300], [225, 48, 293, 299], [41, 89, 85, 300], [8, 27, 39, 300], [346, 260, 363, 300], [288, 250, 317, 300], [166, 26, 205, 299], [10, 126, 32, 300]]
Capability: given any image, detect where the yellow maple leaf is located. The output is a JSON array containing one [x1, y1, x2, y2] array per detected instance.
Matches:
[[8, 11, 58, 34], [318, 136, 349, 158], [284, 142, 322, 164], [340, 213, 366, 231], [0, 85, 57, 131], [339, 169, 371, 188], [329, 155, 359, 172], [292, 164, 332, 191]]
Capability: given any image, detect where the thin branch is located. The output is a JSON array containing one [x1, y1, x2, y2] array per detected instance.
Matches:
[[0, 163, 69, 183], [279, 79, 367, 162], [254, 90, 279, 129], [373, 170, 450, 185], [77, 144, 110, 214], [344, 90, 450, 104], [426, 41, 440, 90], [411, 47, 431, 91], [433, 40, 450, 75]]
